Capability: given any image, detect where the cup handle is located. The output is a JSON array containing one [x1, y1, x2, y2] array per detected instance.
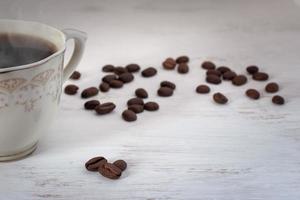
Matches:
[[62, 29, 87, 82]]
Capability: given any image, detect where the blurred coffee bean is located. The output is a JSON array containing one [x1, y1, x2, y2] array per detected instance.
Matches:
[[127, 98, 144, 106], [81, 87, 99, 98], [196, 85, 210, 94], [141, 67, 157, 77], [70, 71, 81, 80], [206, 69, 221, 77], [99, 82, 110, 92], [253, 72, 269, 81], [122, 110, 137, 122], [64, 84, 79, 95], [113, 160, 127, 171], [135, 88, 148, 98], [272, 95, 285, 105], [125, 64, 140, 73], [206, 75, 221, 84], [213, 93, 228, 104], [128, 104, 144, 113], [223, 71, 237, 80], [232, 75, 247, 86], [99, 162, 122, 180], [95, 102, 116, 115], [118, 73, 134, 83], [160, 81, 176, 90], [216, 66, 231, 74], [177, 63, 189, 74], [158, 87, 173, 97], [265, 82, 279, 93], [102, 74, 118, 84], [109, 80, 124, 88], [102, 64, 115, 73], [246, 65, 259, 74], [163, 58, 176, 70], [245, 89, 260, 100], [114, 66, 127, 75], [84, 100, 100, 110], [176, 55, 189, 64], [85, 156, 107, 171], [201, 61, 216, 70], [144, 102, 159, 111]]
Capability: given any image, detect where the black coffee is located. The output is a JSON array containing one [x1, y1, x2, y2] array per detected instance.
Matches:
[[0, 33, 56, 68]]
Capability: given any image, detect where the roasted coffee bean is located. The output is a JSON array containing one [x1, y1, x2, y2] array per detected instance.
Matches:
[[81, 87, 99, 98], [206, 75, 222, 84], [246, 65, 259, 74], [245, 89, 260, 100], [109, 80, 124, 88], [102, 74, 118, 84], [232, 75, 247, 86], [223, 71, 237, 80], [213, 92, 228, 104], [102, 64, 115, 72], [144, 102, 159, 111], [253, 72, 269, 81], [135, 88, 148, 98], [177, 63, 189, 74], [141, 67, 157, 77], [265, 82, 279, 93], [84, 100, 100, 110], [99, 162, 122, 180], [64, 84, 79, 95], [99, 82, 110, 92], [158, 87, 173, 97], [128, 104, 144, 113], [70, 71, 81, 80], [162, 58, 176, 70], [127, 97, 144, 106], [272, 95, 285, 105], [113, 160, 127, 171], [206, 69, 221, 77], [160, 81, 176, 90], [114, 66, 128, 75], [201, 61, 216, 70], [176, 55, 189, 64], [122, 110, 137, 122], [196, 85, 210, 94], [119, 73, 134, 83], [95, 102, 116, 115], [125, 64, 140, 73], [216, 66, 231, 74], [85, 156, 107, 171]]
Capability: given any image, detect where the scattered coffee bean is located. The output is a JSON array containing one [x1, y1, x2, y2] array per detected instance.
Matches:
[[176, 55, 189, 64], [206, 69, 221, 77], [160, 81, 176, 90], [114, 66, 127, 75], [122, 110, 137, 122], [99, 162, 122, 180], [177, 63, 189, 74], [70, 71, 81, 80], [217, 66, 231, 74], [64, 84, 79, 95], [127, 98, 144, 106], [223, 71, 237, 80], [272, 95, 285, 105], [246, 65, 259, 74], [135, 88, 148, 98], [85, 156, 107, 172], [265, 82, 279, 93], [206, 75, 222, 84], [125, 64, 140, 73], [201, 61, 216, 70], [102, 74, 118, 84], [128, 104, 144, 113], [99, 82, 110, 92], [253, 72, 269, 81], [84, 100, 100, 110], [144, 102, 159, 111], [196, 85, 210, 94], [118, 73, 134, 83], [158, 87, 173, 97], [232, 75, 247, 86], [109, 80, 124, 88], [102, 64, 115, 73], [141, 67, 157, 77], [95, 102, 116, 115], [81, 87, 99, 98], [163, 58, 176, 70], [113, 160, 127, 171], [245, 89, 260, 100], [213, 93, 228, 104]]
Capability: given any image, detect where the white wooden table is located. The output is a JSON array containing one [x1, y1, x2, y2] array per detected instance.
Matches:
[[1, 0, 300, 199]]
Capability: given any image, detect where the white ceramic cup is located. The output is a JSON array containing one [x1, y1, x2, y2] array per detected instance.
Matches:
[[0, 19, 87, 161]]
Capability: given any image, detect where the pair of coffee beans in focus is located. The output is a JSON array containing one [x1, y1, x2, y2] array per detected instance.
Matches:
[[84, 100, 116, 115], [162, 56, 189, 74]]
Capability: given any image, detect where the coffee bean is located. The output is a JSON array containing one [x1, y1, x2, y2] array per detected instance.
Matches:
[[102, 64, 115, 73], [206, 69, 221, 77], [99, 82, 110, 92], [70, 71, 81, 80], [95, 102, 116, 115], [113, 160, 127, 171], [128, 104, 144, 113], [64, 84, 79, 95], [99, 162, 122, 180], [216, 66, 231, 74], [163, 58, 176, 70], [253, 72, 269, 81], [201, 61, 216, 70], [84, 100, 100, 110], [135, 88, 148, 98], [109, 80, 124, 88], [144, 102, 159, 111], [196, 85, 210, 94], [122, 110, 137, 122], [177, 63, 189, 74], [206, 75, 222, 84], [272, 95, 285, 105], [176, 55, 189, 64], [232, 75, 247, 86], [213, 93, 228, 104], [119, 73, 134, 83], [245, 89, 260, 100], [160, 81, 176, 90], [127, 98, 144, 106], [114, 66, 128, 75], [246, 65, 259, 74], [265, 82, 279, 93], [81, 87, 99, 98], [102, 74, 118, 84], [158, 87, 173, 97], [125, 64, 140, 73], [223, 71, 237, 80], [85, 156, 107, 171], [141, 67, 157, 77]]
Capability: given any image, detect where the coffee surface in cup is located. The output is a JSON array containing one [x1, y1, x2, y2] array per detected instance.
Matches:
[[0, 33, 56, 68]]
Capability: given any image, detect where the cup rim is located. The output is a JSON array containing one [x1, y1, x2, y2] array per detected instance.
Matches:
[[0, 19, 66, 73]]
